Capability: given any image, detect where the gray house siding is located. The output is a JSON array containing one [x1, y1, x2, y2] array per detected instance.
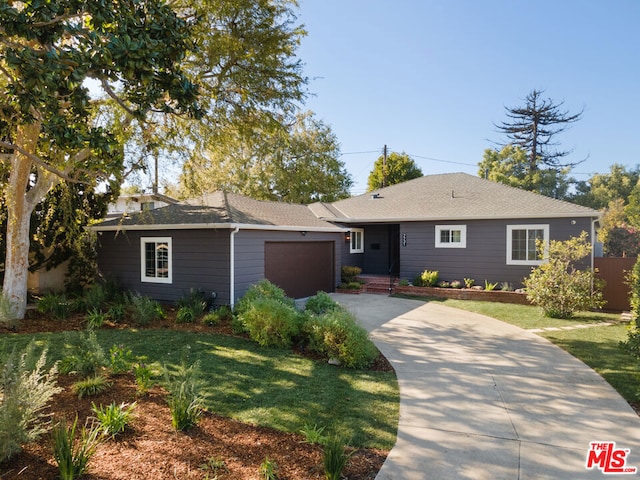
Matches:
[[398, 217, 594, 288], [232, 229, 342, 304], [96, 229, 231, 304]]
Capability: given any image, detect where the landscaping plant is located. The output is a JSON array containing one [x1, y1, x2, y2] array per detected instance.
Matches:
[[72, 375, 112, 399], [621, 257, 640, 360], [0, 342, 62, 462], [59, 331, 106, 377], [524, 232, 605, 318], [323, 435, 353, 480], [133, 362, 154, 396], [92, 401, 137, 438], [259, 456, 279, 480], [127, 292, 165, 325], [163, 360, 204, 431], [51, 415, 102, 480], [176, 289, 207, 323], [238, 297, 302, 348]]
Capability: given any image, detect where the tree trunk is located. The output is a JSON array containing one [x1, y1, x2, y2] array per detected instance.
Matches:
[[3, 122, 56, 320]]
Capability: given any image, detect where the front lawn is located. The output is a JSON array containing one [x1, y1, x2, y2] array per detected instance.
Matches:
[[1, 328, 399, 450]]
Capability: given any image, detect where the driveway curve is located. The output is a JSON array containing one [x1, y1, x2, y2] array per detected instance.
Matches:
[[332, 293, 640, 480]]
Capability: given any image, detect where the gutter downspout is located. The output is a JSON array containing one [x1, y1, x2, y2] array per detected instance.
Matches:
[[230, 227, 240, 308]]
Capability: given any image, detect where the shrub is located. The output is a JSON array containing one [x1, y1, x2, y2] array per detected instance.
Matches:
[[92, 401, 137, 438], [51, 415, 102, 480], [59, 331, 106, 377], [163, 360, 204, 431], [75, 283, 108, 313], [72, 375, 112, 399], [37, 292, 71, 319], [202, 305, 233, 326], [108, 344, 136, 374], [300, 423, 327, 445], [259, 457, 279, 480], [234, 280, 295, 316], [85, 308, 106, 330], [305, 291, 339, 315], [524, 232, 605, 318], [621, 258, 640, 359], [420, 270, 439, 287], [238, 297, 302, 348], [176, 289, 207, 323], [437, 281, 450, 288], [500, 282, 514, 292], [0, 342, 62, 462], [398, 279, 410, 287], [323, 435, 353, 480], [463, 278, 475, 288], [132, 363, 153, 396], [127, 292, 165, 325], [341, 265, 362, 284], [337, 282, 362, 290], [484, 280, 498, 291], [305, 308, 378, 368], [450, 280, 462, 289], [107, 302, 127, 323]]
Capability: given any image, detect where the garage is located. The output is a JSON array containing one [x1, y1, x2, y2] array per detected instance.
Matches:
[[264, 241, 335, 298]]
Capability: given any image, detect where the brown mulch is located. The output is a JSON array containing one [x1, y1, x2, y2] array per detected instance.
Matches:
[[0, 310, 392, 480]]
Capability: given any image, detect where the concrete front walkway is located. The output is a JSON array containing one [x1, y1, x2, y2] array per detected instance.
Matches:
[[332, 294, 640, 480]]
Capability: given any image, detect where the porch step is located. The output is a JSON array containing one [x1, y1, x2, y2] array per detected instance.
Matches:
[[359, 276, 400, 295]]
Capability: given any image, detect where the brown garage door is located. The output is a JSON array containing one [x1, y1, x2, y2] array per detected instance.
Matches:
[[265, 241, 335, 298]]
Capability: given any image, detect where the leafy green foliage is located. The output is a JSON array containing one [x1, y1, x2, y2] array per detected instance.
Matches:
[[127, 293, 165, 326], [92, 402, 137, 438], [367, 151, 422, 191], [413, 270, 439, 287], [259, 456, 279, 480], [85, 308, 107, 330], [163, 360, 204, 431], [621, 258, 640, 360], [51, 416, 102, 480], [72, 375, 112, 399], [484, 280, 499, 291], [59, 331, 107, 377], [323, 435, 353, 480], [524, 232, 605, 318], [176, 289, 207, 323], [108, 344, 136, 374], [238, 298, 302, 348], [132, 363, 154, 396], [305, 308, 378, 369], [300, 423, 328, 445], [305, 291, 340, 315], [37, 292, 72, 320], [0, 343, 62, 462], [234, 280, 295, 317], [340, 266, 362, 284]]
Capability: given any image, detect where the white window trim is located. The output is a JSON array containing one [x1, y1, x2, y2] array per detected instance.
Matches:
[[140, 237, 173, 284], [506, 224, 549, 266], [435, 225, 467, 248], [350, 228, 364, 254]]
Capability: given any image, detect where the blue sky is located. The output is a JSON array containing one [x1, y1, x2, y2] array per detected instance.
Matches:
[[296, 1, 640, 194]]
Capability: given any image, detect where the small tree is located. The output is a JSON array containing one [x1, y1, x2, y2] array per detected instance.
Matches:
[[524, 232, 604, 318]]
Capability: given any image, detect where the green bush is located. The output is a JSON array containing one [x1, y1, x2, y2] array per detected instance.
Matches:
[[59, 331, 106, 378], [132, 363, 153, 396], [304, 308, 378, 368], [163, 360, 204, 431], [234, 280, 295, 316], [0, 343, 62, 462], [108, 344, 136, 374], [621, 257, 640, 359], [176, 289, 207, 323], [238, 297, 302, 348], [127, 293, 165, 325], [72, 375, 112, 399], [92, 401, 137, 438], [420, 270, 439, 287], [85, 307, 106, 330], [524, 232, 605, 318], [305, 291, 339, 315], [341, 265, 362, 284], [74, 283, 108, 313], [37, 292, 72, 319], [51, 415, 102, 480], [323, 435, 353, 480], [202, 305, 233, 326]]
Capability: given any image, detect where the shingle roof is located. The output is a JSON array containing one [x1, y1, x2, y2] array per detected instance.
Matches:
[[92, 191, 343, 231], [313, 173, 599, 222]]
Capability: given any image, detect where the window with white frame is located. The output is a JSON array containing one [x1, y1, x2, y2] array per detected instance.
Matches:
[[350, 228, 364, 254], [506, 225, 549, 265], [435, 225, 467, 248], [141, 237, 172, 283]]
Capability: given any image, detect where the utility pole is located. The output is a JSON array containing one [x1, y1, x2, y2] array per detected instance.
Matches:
[[382, 144, 388, 188]]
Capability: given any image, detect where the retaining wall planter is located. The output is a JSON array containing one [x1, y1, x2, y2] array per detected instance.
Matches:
[[394, 285, 531, 305]]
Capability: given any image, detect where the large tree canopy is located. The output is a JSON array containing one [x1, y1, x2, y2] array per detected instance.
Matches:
[[570, 163, 640, 210], [180, 111, 352, 203], [478, 145, 571, 199], [367, 151, 422, 192], [0, 0, 200, 319], [494, 89, 584, 170]]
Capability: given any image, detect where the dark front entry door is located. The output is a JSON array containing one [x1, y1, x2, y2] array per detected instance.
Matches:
[[264, 241, 335, 298], [388, 224, 400, 276]]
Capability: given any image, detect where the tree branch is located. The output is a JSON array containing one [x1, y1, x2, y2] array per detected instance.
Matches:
[[0, 140, 84, 183]]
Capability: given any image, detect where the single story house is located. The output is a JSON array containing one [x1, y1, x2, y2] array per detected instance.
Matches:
[[91, 173, 600, 306]]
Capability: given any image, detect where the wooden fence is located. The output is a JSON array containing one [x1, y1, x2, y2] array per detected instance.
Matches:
[[594, 257, 636, 312]]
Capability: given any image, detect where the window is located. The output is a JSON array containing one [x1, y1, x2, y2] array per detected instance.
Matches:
[[435, 225, 467, 248], [506, 225, 549, 265], [141, 201, 155, 211], [141, 237, 172, 283], [350, 228, 364, 254]]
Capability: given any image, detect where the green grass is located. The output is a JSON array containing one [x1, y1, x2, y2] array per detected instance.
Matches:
[[0, 329, 398, 449]]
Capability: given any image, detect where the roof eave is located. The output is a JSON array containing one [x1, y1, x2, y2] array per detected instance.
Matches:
[[88, 222, 347, 233], [319, 212, 601, 223]]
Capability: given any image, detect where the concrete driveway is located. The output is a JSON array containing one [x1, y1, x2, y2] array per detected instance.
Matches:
[[332, 294, 640, 480]]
